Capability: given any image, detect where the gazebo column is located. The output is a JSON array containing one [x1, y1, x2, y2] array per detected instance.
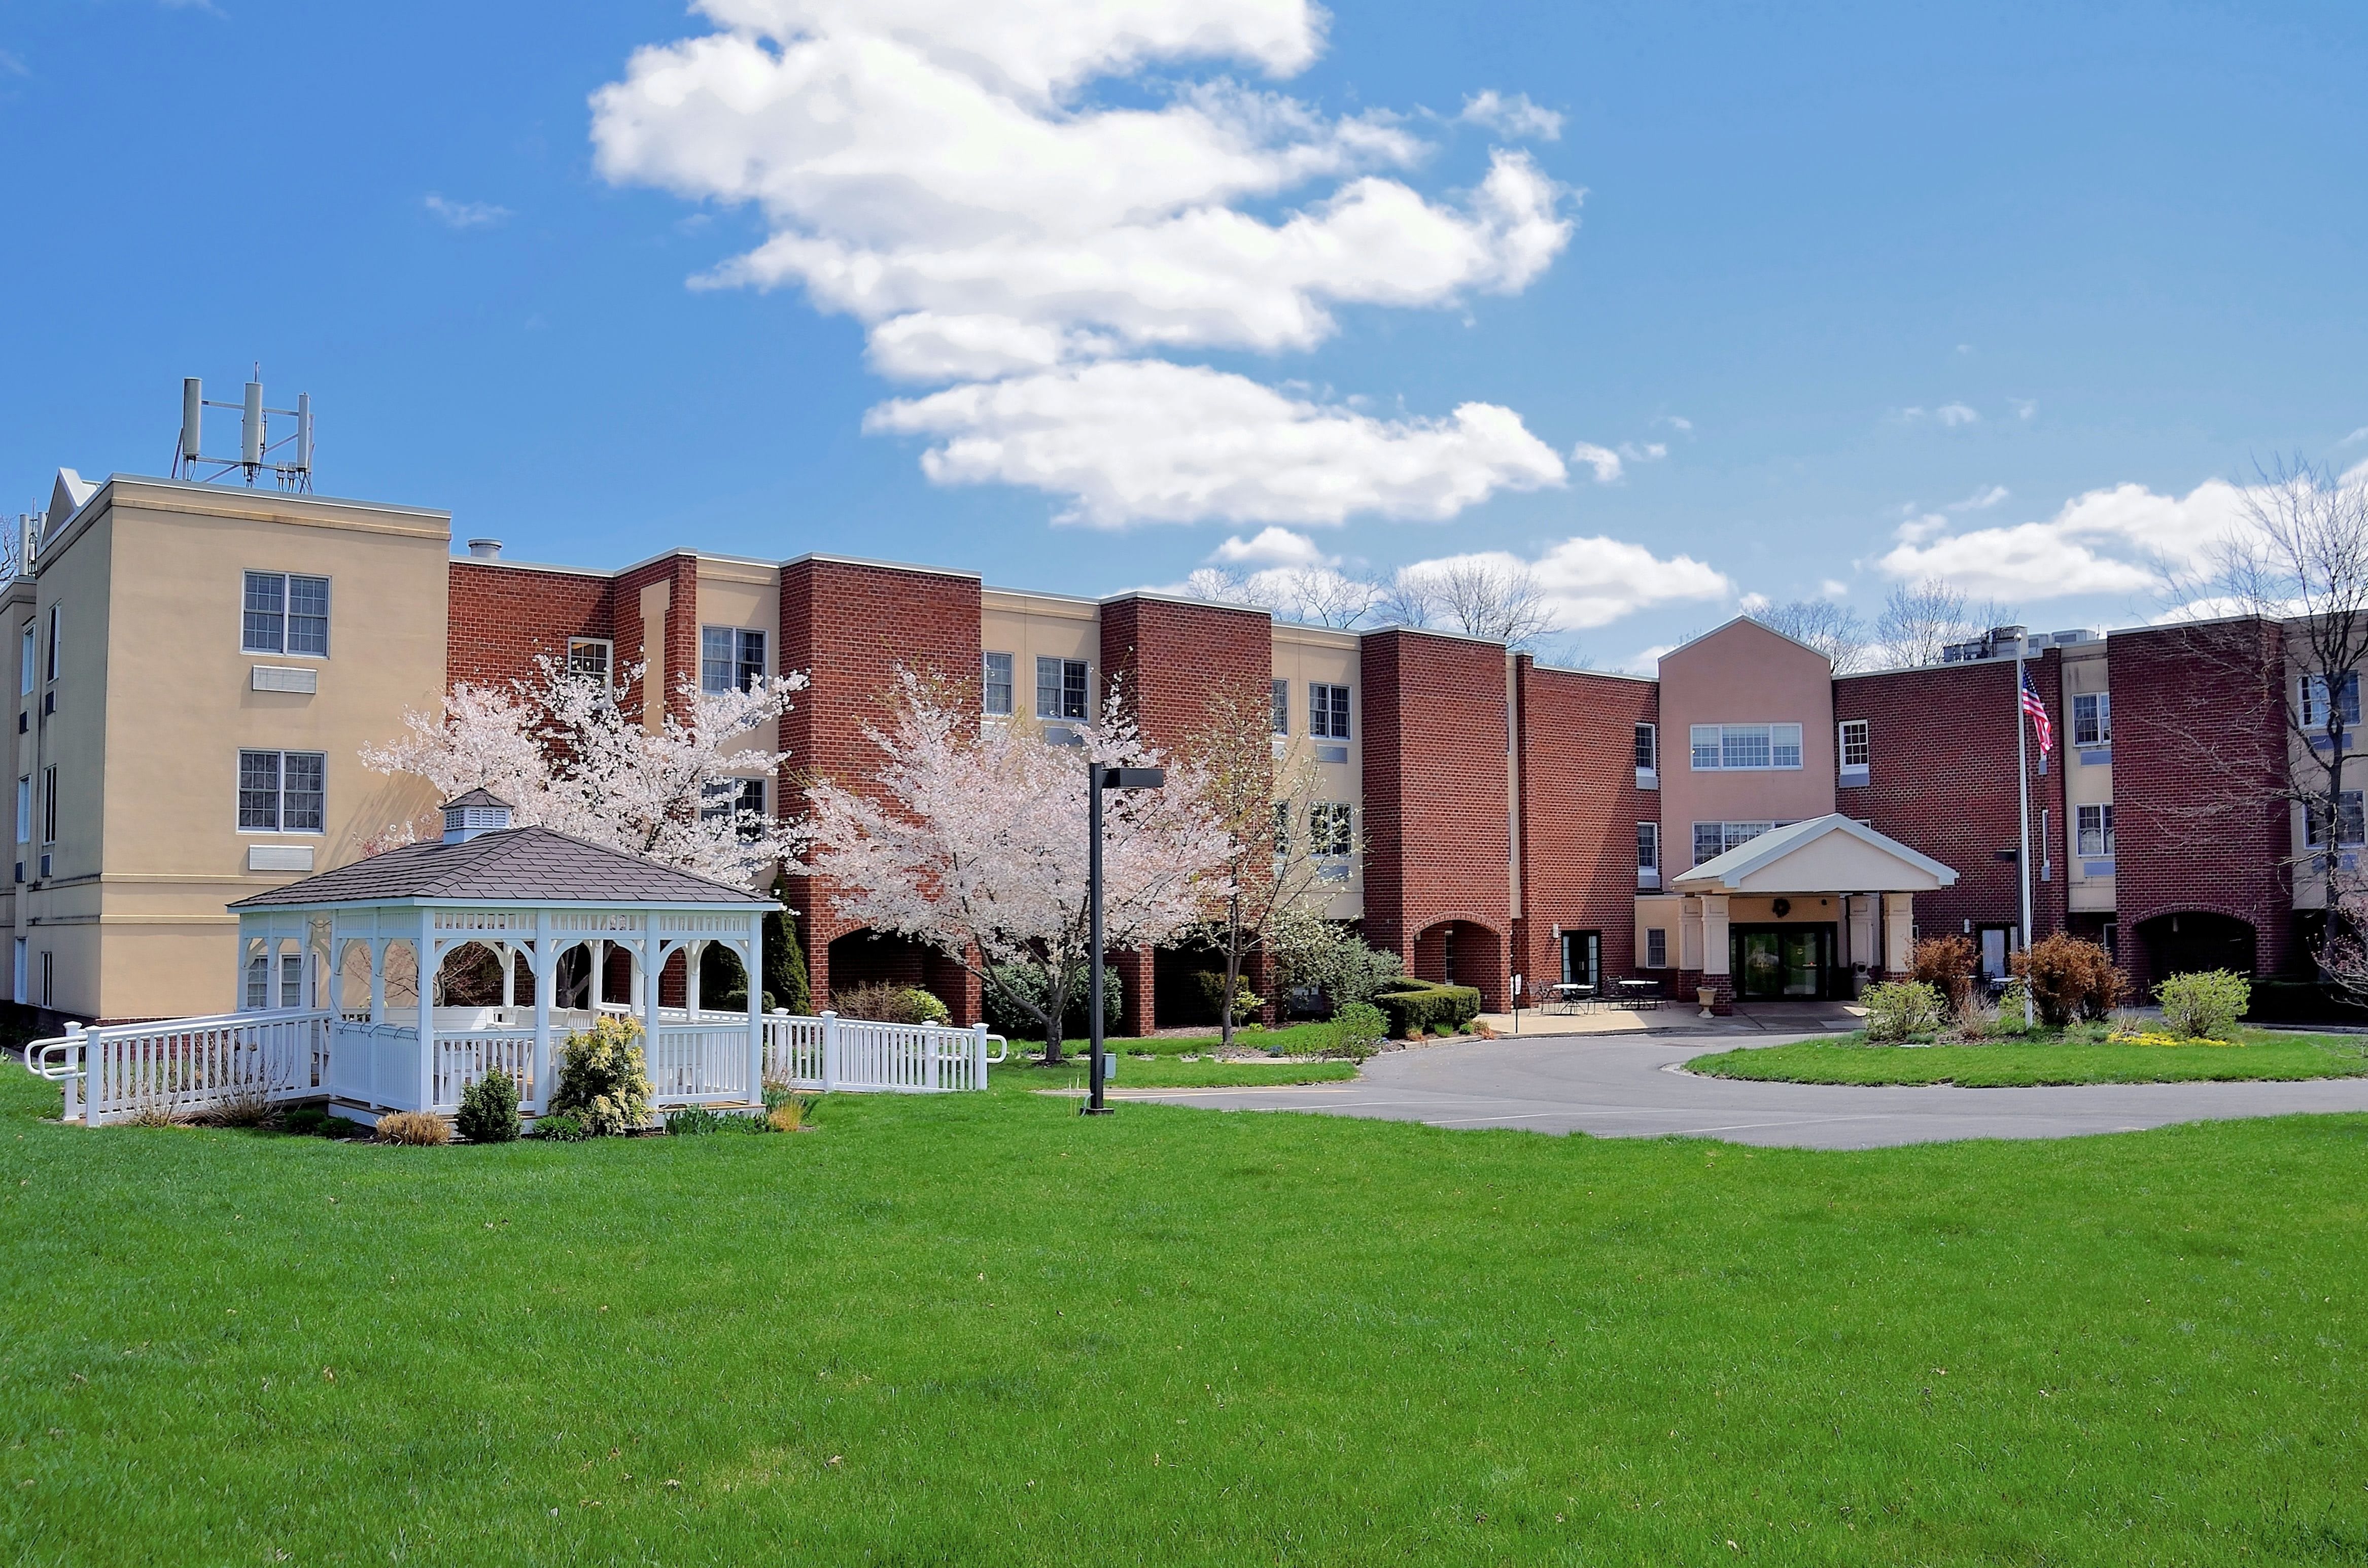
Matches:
[[531, 912, 553, 1117], [684, 940, 703, 1017], [744, 917, 765, 1105], [640, 911, 660, 1049], [417, 910, 436, 1113], [369, 939, 388, 1025]]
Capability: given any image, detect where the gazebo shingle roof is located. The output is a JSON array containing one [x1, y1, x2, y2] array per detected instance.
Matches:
[[227, 826, 775, 910]]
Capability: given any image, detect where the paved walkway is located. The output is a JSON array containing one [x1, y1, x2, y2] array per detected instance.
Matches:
[[1112, 1032, 2368, 1149]]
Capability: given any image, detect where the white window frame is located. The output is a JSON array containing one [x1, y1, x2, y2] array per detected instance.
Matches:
[[1309, 800, 1353, 857], [982, 652, 1015, 717], [1688, 723, 1803, 771], [17, 623, 30, 696], [237, 750, 327, 834], [2304, 791, 2365, 849], [1271, 679, 1289, 737], [567, 637, 614, 687], [700, 626, 767, 694], [1838, 719, 1870, 769], [1036, 656, 1089, 721], [40, 765, 56, 846], [1645, 928, 1669, 969], [2075, 803, 2116, 857], [1633, 723, 1658, 772], [240, 570, 331, 658], [1691, 820, 1774, 865], [1636, 821, 1659, 872], [2071, 692, 2110, 747], [1309, 683, 1351, 740], [2301, 672, 2361, 729], [699, 776, 769, 840]]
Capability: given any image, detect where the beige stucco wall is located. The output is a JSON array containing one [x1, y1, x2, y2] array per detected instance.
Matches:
[[1272, 621, 1364, 919], [2060, 643, 2115, 912], [4, 478, 449, 1019], [1658, 619, 1837, 868], [695, 555, 783, 761], [981, 589, 1099, 729]]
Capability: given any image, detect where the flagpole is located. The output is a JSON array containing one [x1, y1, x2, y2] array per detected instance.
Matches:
[[2015, 650, 2035, 1028]]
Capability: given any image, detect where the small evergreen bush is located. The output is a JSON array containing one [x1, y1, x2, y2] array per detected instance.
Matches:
[[1192, 971, 1262, 1026], [665, 1106, 767, 1135], [1863, 979, 1944, 1041], [455, 1066, 521, 1144], [1328, 1001, 1387, 1061], [2157, 969, 2250, 1040], [548, 1016, 653, 1136], [2011, 934, 2126, 1025], [534, 1112, 589, 1142], [982, 962, 1121, 1038], [830, 982, 952, 1026], [1370, 981, 1482, 1039]]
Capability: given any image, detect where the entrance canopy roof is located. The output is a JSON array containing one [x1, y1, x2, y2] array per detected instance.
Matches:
[[1670, 813, 1958, 896]]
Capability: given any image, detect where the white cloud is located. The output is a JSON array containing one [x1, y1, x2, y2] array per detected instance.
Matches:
[[1396, 537, 1731, 632], [424, 194, 512, 229], [1877, 478, 2254, 600], [1936, 402, 1980, 427], [593, 0, 1576, 526], [1212, 526, 1328, 567], [1737, 591, 1770, 614], [1570, 442, 1624, 483], [1458, 89, 1562, 141], [594, 3, 1570, 374], [866, 359, 1566, 527], [1949, 483, 2010, 512], [2010, 398, 2037, 421], [1817, 578, 1849, 599], [1620, 440, 1667, 463], [1617, 642, 1677, 675], [2342, 426, 2368, 448], [0, 49, 27, 78], [1656, 414, 1692, 433]]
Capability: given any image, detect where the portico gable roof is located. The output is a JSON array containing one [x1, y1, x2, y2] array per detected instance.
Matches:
[[1669, 813, 1958, 895]]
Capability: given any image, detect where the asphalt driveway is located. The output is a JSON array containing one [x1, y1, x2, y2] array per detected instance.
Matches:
[[1112, 1033, 2368, 1149]]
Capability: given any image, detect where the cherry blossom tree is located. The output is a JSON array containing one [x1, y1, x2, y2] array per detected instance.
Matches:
[[363, 652, 807, 882], [806, 672, 1234, 1060]]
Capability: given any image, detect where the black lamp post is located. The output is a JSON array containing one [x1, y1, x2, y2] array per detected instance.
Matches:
[[1085, 761, 1166, 1116]]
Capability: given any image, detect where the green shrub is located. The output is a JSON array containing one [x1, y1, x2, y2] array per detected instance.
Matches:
[[982, 962, 1121, 1038], [1371, 982, 1481, 1039], [831, 982, 951, 1026], [534, 1112, 589, 1142], [455, 1066, 521, 1144], [2011, 934, 2126, 1025], [2157, 969, 2250, 1040], [1191, 970, 1262, 1026], [665, 1106, 767, 1136], [280, 1105, 330, 1137], [547, 1016, 653, 1136], [1328, 1001, 1387, 1061], [1863, 980, 1944, 1041]]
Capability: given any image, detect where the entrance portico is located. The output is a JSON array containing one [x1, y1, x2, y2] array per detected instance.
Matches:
[[1639, 814, 1958, 1008]]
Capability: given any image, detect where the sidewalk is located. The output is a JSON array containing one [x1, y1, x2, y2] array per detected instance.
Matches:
[[1481, 999, 1867, 1038]]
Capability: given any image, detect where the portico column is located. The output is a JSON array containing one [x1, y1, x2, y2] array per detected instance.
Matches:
[[1882, 893, 1916, 974], [1701, 894, 1731, 977], [1679, 897, 1705, 972]]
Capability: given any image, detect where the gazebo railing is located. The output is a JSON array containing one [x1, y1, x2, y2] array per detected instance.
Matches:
[[762, 1012, 1005, 1094], [29, 1010, 331, 1127]]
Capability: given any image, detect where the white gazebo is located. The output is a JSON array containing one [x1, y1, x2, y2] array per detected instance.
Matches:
[[227, 790, 776, 1124]]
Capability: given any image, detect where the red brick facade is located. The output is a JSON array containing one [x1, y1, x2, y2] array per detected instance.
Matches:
[[1360, 629, 1514, 1007], [778, 556, 985, 1024], [1509, 659, 1657, 1000], [1834, 652, 2070, 951], [447, 561, 615, 691]]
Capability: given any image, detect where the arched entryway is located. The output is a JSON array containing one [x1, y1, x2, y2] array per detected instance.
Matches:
[[1412, 920, 1506, 1008], [2136, 911, 2256, 985]]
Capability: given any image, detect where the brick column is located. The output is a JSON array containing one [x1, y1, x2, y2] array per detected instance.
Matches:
[[1111, 948, 1155, 1038]]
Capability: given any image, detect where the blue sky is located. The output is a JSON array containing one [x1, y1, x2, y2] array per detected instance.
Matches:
[[2, 1, 2362, 668]]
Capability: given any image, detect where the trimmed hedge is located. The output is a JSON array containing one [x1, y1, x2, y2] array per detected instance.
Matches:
[[1372, 980, 1482, 1038]]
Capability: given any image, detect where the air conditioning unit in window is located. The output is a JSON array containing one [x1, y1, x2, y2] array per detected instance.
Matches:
[[38, 854, 50, 878]]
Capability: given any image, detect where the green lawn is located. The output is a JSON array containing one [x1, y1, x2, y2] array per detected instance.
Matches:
[[1026, 1021, 1344, 1058], [1013, 1054, 1360, 1090], [1687, 1027, 2368, 1087], [4, 1072, 2366, 1564]]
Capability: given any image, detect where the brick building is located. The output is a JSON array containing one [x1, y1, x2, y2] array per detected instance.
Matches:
[[1, 463, 2320, 1022]]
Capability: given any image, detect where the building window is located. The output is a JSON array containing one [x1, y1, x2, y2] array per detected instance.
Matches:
[[1309, 683, 1350, 740], [2301, 672, 2361, 729], [2305, 790, 2366, 848], [40, 950, 52, 1009], [282, 953, 304, 1008], [1688, 723, 1802, 770], [245, 955, 270, 1011], [1633, 723, 1657, 772], [2076, 803, 2115, 857], [241, 571, 330, 657], [1273, 802, 1291, 858], [2071, 692, 2110, 746], [567, 638, 613, 686], [1645, 927, 1669, 968], [1838, 719, 1870, 769], [1636, 821, 1659, 872], [701, 777, 768, 839], [12, 776, 25, 845], [44, 605, 60, 682], [1691, 820, 1774, 865], [1560, 930, 1601, 989], [40, 766, 56, 846], [983, 652, 1015, 717], [1310, 801, 1353, 857], [238, 750, 326, 833], [1036, 657, 1088, 720], [701, 627, 766, 694], [16, 623, 30, 696], [1271, 679, 1289, 736]]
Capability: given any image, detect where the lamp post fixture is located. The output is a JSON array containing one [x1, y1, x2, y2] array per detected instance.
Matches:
[[1085, 761, 1166, 1116]]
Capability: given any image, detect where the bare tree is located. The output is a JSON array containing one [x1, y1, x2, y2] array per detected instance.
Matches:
[[1872, 578, 2014, 668], [1386, 558, 1559, 646], [1753, 599, 1872, 673], [1270, 566, 1383, 629], [2177, 458, 2368, 997]]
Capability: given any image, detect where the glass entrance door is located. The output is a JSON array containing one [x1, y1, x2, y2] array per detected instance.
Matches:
[[1732, 926, 1834, 999]]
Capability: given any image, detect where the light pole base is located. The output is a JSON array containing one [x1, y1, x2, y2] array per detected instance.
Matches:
[[1079, 1104, 1115, 1116]]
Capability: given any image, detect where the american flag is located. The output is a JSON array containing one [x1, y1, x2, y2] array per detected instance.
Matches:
[[2021, 667, 2052, 756]]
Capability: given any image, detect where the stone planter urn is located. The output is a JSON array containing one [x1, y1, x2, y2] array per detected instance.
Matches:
[[1698, 987, 1717, 1018]]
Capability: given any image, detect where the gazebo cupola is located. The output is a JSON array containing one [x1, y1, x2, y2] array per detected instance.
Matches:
[[441, 788, 515, 844]]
